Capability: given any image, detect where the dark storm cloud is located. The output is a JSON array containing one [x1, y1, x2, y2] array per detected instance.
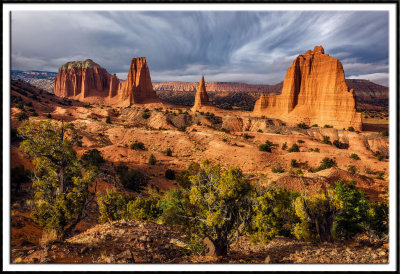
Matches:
[[11, 10, 389, 86]]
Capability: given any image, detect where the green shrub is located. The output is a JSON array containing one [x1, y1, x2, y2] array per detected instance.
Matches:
[[332, 180, 370, 240], [281, 142, 288, 150], [106, 116, 111, 124], [81, 149, 105, 167], [272, 164, 285, 173], [376, 172, 385, 180], [242, 133, 250, 139], [297, 140, 304, 144], [221, 128, 230, 133], [316, 157, 337, 171], [314, 148, 320, 153], [291, 159, 299, 168], [347, 126, 355, 132], [324, 125, 333, 128], [259, 140, 274, 152], [250, 185, 299, 243], [222, 138, 227, 142], [257, 129, 263, 133], [97, 190, 127, 223], [148, 154, 156, 165], [142, 112, 150, 119], [164, 162, 253, 256], [165, 148, 172, 156], [373, 151, 387, 161], [347, 165, 357, 174], [381, 130, 389, 137], [297, 123, 310, 129], [125, 196, 162, 221], [322, 136, 332, 145], [350, 153, 360, 160], [165, 169, 176, 180], [332, 139, 343, 149], [176, 162, 200, 189], [130, 142, 145, 150], [184, 236, 205, 256], [116, 165, 148, 192], [288, 143, 300, 152], [293, 191, 339, 242], [17, 112, 29, 121], [311, 124, 319, 127]]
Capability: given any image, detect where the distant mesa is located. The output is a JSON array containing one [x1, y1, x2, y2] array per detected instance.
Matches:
[[53, 57, 159, 106], [253, 45, 362, 130]]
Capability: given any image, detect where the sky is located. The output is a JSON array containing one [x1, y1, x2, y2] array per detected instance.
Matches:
[[11, 10, 389, 86]]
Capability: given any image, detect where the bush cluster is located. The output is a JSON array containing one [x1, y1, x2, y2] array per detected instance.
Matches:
[[259, 140, 275, 152], [288, 143, 300, 153], [130, 142, 146, 150], [97, 162, 388, 256]]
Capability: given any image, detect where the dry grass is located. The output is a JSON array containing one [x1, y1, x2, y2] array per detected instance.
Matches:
[[40, 229, 58, 246]]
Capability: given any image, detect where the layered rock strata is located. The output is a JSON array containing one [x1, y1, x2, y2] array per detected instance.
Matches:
[[53, 57, 159, 106], [119, 57, 159, 105], [253, 46, 362, 130], [54, 59, 115, 99]]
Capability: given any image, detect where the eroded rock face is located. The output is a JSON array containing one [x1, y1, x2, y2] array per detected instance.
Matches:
[[192, 75, 211, 110], [54, 59, 113, 99], [119, 57, 159, 104], [253, 46, 362, 130], [54, 57, 159, 106]]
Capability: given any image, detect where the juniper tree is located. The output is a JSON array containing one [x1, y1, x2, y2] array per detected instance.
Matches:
[[18, 120, 95, 238]]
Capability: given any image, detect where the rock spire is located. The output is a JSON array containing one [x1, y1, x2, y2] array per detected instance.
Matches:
[[192, 75, 211, 110]]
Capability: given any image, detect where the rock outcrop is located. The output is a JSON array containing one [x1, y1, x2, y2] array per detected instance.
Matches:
[[53, 57, 160, 106], [253, 46, 362, 130], [192, 76, 211, 110], [119, 57, 159, 105], [53, 59, 114, 99]]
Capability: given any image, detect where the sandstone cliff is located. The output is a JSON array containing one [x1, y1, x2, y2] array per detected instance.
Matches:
[[53, 59, 113, 99], [253, 46, 362, 130], [119, 57, 159, 105], [54, 57, 160, 106], [192, 76, 214, 111]]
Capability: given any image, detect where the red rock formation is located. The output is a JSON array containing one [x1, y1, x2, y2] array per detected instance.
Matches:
[[253, 46, 362, 130], [53, 59, 112, 99], [153, 81, 282, 93], [109, 74, 120, 98], [119, 57, 159, 104], [192, 76, 211, 109]]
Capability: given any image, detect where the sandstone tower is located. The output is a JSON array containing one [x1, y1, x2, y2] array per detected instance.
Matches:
[[253, 46, 362, 130], [192, 75, 211, 111]]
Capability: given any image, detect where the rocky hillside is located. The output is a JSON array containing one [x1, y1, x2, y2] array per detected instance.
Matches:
[[11, 70, 57, 93]]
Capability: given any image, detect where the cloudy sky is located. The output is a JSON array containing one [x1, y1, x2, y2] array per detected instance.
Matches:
[[11, 10, 389, 86]]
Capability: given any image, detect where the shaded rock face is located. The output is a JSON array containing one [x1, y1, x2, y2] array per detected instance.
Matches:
[[54, 59, 114, 99], [253, 46, 362, 130], [192, 75, 211, 110], [54, 57, 159, 105], [119, 57, 159, 104]]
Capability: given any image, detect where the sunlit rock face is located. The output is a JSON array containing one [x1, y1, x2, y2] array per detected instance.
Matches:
[[253, 46, 362, 130]]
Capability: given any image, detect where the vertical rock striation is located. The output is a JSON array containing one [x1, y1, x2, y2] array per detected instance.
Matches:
[[253, 46, 362, 130], [119, 57, 159, 105]]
